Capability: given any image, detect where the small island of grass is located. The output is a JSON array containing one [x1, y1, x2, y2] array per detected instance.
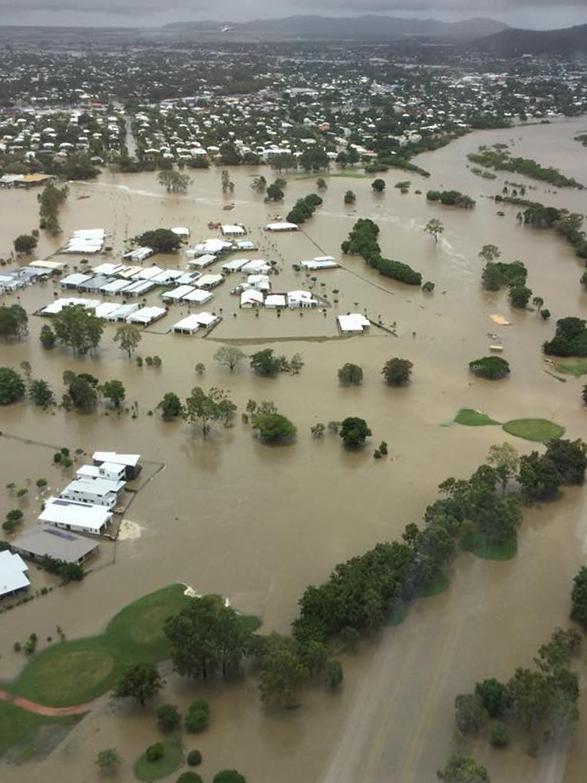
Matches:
[[502, 418, 565, 443], [553, 360, 587, 377], [454, 408, 501, 427]]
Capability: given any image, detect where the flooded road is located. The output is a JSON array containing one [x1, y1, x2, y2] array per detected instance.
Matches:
[[1, 118, 587, 783]]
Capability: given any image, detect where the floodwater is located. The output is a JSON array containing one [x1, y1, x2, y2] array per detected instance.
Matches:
[[1, 117, 587, 783]]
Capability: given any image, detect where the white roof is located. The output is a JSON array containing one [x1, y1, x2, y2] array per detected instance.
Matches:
[[118, 265, 144, 279], [61, 272, 93, 286], [42, 297, 100, 315], [337, 313, 370, 332], [197, 274, 223, 287], [93, 451, 141, 467], [62, 477, 124, 497], [151, 269, 183, 285], [241, 290, 264, 305], [242, 259, 271, 273], [188, 239, 232, 256], [171, 226, 190, 236], [126, 306, 166, 324], [122, 280, 155, 296], [93, 262, 126, 275], [221, 224, 246, 235], [94, 302, 121, 318], [234, 239, 256, 250], [172, 314, 201, 333], [265, 294, 286, 307], [76, 463, 125, 480], [162, 285, 195, 301], [0, 551, 29, 597], [287, 290, 315, 303], [132, 265, 164, 280], [101, 278, 130, 294], [123, 247, 153, 262], [39, 497, 111, 531], [29, 259, 64, 270], [265, 221, 298, 231], [222, 258, 249, 272], [183, 288, 213, 304], [104, 303, 139, 320], [187, 253, 217, 269]]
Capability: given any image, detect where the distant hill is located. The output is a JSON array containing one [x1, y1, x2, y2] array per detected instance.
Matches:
[[164, 15, 509, 41], [476, 23, 587, 56]]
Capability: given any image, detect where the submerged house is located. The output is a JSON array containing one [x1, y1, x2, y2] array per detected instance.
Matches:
[[93, 451, 142, 480], [0, 551, 29, 599], [39, 498, 112, 537], [60, 477, 124, 509]]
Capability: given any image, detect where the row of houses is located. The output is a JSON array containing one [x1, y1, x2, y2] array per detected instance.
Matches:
[[41, 297, 168, 326], [240, 289, 319, 309], [0, 452, 141, 600]]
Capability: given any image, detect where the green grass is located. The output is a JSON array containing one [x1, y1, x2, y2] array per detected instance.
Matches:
[[502, 418, 565, 443], [11, 584, 192, 708], [134, 740, 183, 782], [553, 360, 587, 377], [454, 408, 500, 427], [0, 701, 79, 762], [461, 530, 518, 561]]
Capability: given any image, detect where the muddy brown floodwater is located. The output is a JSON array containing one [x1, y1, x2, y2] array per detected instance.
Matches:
[[1, 118, 587, 783]]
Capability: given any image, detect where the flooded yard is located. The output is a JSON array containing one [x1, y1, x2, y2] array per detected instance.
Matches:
[[1, 118, 587, 783]]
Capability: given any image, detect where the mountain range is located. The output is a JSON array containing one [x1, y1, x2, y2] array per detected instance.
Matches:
[[476, 23, 587, 56], [164, 15, 509, 41]]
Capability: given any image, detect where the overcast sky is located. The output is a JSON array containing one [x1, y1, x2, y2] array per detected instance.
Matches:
[[1, 0, 586, 29]]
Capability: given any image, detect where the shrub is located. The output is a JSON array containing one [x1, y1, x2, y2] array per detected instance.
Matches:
[[146, 743, 164, 762], [157, 703, 181, 733], [213, 772, 246, 783], [185, 700, 210, 733], [177, 774, 203, 783], [338, 363, 363, 385], [340, 417, 371, 449], [382, 358, 413, 385], [187, 750, 202, 767]]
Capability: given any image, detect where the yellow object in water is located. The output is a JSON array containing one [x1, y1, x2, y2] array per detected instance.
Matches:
[[490, 314, 511, 326]]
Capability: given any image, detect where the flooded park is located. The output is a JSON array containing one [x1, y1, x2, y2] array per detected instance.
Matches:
[[1, 117, 587, 783]]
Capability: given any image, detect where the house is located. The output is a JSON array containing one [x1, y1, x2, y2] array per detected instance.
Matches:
[[300, 257, 338, 270], [123, 247, 153, 263], [126, 306, 167, 325], [0, 551, 29, 599], [186, 239, 232, 257], [187, 253, 218, 270], [76, 462, 126, 482], [39, 498, 112, 537], [171, 312, 219, 335], [60, 272, 94, 289], [183, 288, 213, 305], [241, 259, 272, 273], [265, 294, 287, 308], [247, 274, 271, 291], [11, 525, 99, 565], [221, 224, 246, 237], [287, 290, 318, 308], [222, 258, 249, 273], [60, 477, 124, 509], [196, 274, 224, 290], [241, 289, 264, 308], [162, 284, 196, 302], [93, 451, 142, 480], [170, 226, 190, 237], [337, 313, 371, 334]]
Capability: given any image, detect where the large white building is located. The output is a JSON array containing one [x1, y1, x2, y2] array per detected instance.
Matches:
[[60, 477, 124, 508], [39, 498, 112, 536], [0, 551, 29, 599]]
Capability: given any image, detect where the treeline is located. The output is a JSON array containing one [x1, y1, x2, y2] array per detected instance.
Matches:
[[469, 147, 584, 189], [286, 193, 323, 224], [341, 219, 422, 286], [38, 181, 68, 236], [427, 190, 475, 209], [497, 196, 587, 261]]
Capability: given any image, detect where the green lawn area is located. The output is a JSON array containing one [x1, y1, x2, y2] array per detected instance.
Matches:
[[454, 408, 500, 427], [553, 360, 587, 377], [461, 530, 518, 561], [502, 418, 565, 443], [0, 701, 79, 762], [11, 584, 192, 708], [134, 740, 183, 782]]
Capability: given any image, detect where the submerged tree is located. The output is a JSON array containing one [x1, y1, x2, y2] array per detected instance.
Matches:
[[157, 169, 191, 194], [113, 663, 164, 706], [53, 305, 103, 354], [184, 386, 236, 436], [214, 345, 247, 372], [425, 218, 444, 243], [114, 324, 142, 360]]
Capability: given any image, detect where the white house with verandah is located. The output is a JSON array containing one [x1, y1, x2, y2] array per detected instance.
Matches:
[[60, 477, 124, 509], [39, 498, 112, 537]]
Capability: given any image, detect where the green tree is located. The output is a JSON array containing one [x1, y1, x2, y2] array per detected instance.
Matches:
[[64, 373, 99, 411], [469, 356, 510, 380], [265, 182, 284, 202], [544, 439, 587, 485], [185, 699, 210, 733], [101, 380, 125, 408], [138, 229, 182, 253], [571, 566, 587, 627], [425, 218, 444, 243], [0, 367, 26, 405], [454, 693, 488, 736], [486, 443, 519, 491], [96, 748, 122, 772], [258, 633, 309, 708], [479, 244, 501, 262], [344, 190, 356, 205], [184, 386, 236, 436], [165, 595, 253, 680], [0, 305, 28, 338], [517, 451, 561, 502], [382, 358, 413, 386], [474, 678, 509, 718], [13, 234, 38, 254], [29, 379, 54, 407], [509, 284, 532, 309], [371, 178, 386, 193], [114, 323, 142, 360], [113, 663, 164, 706], [316, 177, 327, 191], [40, 324, 56, 349], [437, 754, 489, 783], [157, 392, 183, 420], [252, 405, 297, 444], [157, 169, 191, 193], [212, 771, 246, 783], [338, 363, 363, 385], [157, 703, 181, 733], [340, 417, 371, 448], [250, 348, 283, 377], [53, 305, 103, 354], [214, 345, 247, 372]]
